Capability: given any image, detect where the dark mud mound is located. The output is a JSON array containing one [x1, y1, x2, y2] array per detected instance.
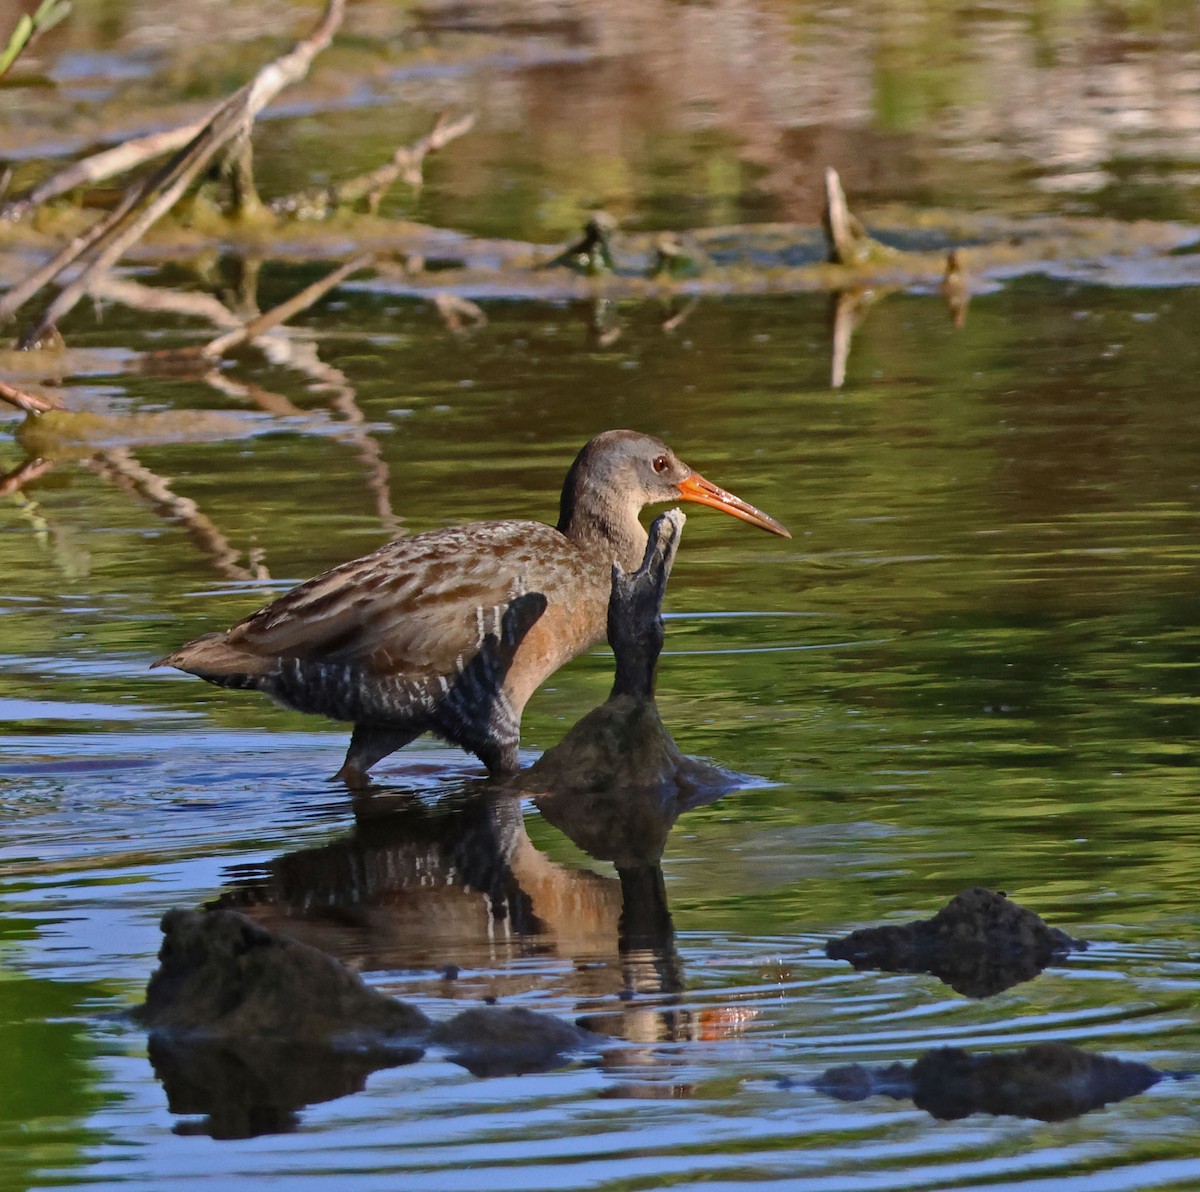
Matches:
[[825, 887, 1085, 997]]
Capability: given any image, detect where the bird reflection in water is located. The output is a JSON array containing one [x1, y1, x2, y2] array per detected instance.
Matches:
[[209, 512, 756, 1081]]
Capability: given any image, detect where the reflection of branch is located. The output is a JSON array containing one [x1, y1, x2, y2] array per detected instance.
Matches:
[[0, 379, 57, 414], [271, 112, 475, 218], [308, 361, 400, 536], [2, 472, 77, 574], [68, 258, 399, 535], [1, 121, 207, 222], [201, 370, 305, 417], [3, 0, 345, 344], [93, 256, 374, 362], [201, 252, 374, 358], [184, 361, 398, 535], [588, 296, 622, 348], [211, 331, 401, 535], [941, 249, 970, 328], [89, 275, 242, 328], [198, 278, 401, 532], [0, 456, 53, 496], [660, 297, 699, 334], [432, 292, 486, 334], [829, 287, 890, 389], [82, 447, 269, 581]]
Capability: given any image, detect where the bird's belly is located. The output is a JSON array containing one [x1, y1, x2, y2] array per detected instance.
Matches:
[[504, 585, 609, 710], [260, 657, 441, 726]]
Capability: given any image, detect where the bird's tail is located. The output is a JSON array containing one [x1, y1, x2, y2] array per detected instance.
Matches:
[[152, 632, 275, 679]]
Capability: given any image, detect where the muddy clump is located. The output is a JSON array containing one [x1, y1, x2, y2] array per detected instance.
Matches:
[[825, 887, 1085, 997], [432, 1007, 600, 1078]]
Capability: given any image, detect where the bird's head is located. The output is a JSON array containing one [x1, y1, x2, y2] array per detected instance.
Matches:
[[558, 429, 791, 545]]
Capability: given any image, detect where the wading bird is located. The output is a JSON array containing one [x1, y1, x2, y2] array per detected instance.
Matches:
[[156, 430, 790, 784]]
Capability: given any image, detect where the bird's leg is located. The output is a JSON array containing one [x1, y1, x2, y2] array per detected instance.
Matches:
[[438, 592, 546, 778], [333, 723, 419, 787], [476, 736, 521, 778]]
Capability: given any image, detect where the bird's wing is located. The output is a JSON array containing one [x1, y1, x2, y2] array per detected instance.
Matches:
[[218, 521, 576, 677]]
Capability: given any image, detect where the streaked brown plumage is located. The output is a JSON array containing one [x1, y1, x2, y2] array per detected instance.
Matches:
[[155, 430, 790, 784]]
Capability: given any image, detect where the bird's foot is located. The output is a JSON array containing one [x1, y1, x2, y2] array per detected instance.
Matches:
[[331, 760, 373, 789]]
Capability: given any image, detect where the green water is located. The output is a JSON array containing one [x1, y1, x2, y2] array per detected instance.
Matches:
[[4, 1, 1200, 1187], [4, 278, 1200, 1186]]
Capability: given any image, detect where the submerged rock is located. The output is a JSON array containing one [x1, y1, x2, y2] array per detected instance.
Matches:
[[825, 887, 1085, 997], [136, 907, 602, 1136], [432, 1006, 600, 1078], [136, 908, 430, 1137], [814, 1042, 1162, 1122], [135, 907, 430, 1040]]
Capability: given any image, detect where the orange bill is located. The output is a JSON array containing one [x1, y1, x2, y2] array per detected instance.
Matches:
[[676, 472, 791, 538]]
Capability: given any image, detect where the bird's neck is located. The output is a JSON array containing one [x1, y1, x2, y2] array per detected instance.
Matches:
[[557, 490, 649, 572]]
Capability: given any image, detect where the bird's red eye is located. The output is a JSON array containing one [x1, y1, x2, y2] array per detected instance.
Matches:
[[652, 454, 670, 474]]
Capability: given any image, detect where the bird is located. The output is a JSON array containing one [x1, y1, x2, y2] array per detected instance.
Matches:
[[155, 429, 790, 785]]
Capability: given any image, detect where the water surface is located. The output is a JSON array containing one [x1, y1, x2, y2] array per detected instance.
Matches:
[[3, 3, 1200, 1189]]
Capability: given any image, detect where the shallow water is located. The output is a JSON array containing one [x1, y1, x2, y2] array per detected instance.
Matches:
[[5, 280, 1200, 1189], [5, 2, 1200, 1189]]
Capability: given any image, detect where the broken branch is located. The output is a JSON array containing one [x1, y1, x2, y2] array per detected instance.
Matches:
[[822, 167, 897, 268], [1, 119, 207, 222], [271, 111, 475, 219], [3, 0, 345, 345]]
